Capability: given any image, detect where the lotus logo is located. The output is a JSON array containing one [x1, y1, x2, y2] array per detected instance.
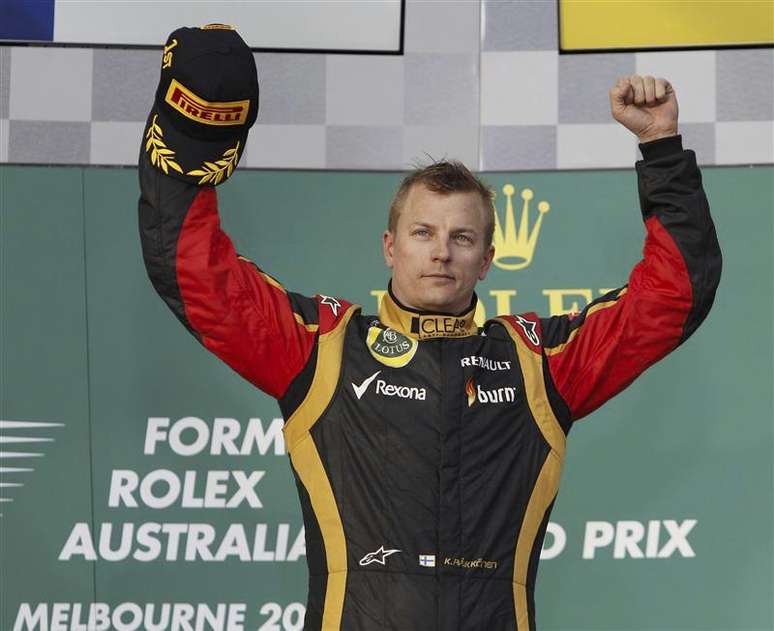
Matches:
[[366, 325, 418, 368]]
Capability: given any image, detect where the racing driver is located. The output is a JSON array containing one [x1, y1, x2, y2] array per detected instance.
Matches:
[[138, 26, 721, 631]]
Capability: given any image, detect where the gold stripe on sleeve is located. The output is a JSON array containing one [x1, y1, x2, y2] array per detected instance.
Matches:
[[294, 312, 319, 333], [236, 255, 287, 293], [544, 287, 627, 357]]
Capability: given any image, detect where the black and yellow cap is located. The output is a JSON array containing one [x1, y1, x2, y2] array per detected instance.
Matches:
[[141, 24, 259, 185]]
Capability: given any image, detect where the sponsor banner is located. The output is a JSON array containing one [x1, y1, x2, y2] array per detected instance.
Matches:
[[1, 164, 771, 630]]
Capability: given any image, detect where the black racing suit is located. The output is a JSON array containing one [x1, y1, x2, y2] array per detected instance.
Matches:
[[138, 134, 721, 630]]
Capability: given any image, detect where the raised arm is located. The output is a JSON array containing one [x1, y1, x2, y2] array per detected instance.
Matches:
[[541, 136, 721, 420], [138, 149, 321, 398], [135, 25, 348, 399], [539, 76, 722, 421]]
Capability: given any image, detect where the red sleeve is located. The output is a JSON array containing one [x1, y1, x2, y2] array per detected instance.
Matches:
[[138, 150, 348, 398], [539, 137, 721, 421]]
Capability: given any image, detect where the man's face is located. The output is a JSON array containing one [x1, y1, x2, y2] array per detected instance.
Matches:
[[383, 183, 495, 314]]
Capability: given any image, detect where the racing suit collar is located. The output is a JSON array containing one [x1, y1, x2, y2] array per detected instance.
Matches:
[[379, 281, 479, 340]]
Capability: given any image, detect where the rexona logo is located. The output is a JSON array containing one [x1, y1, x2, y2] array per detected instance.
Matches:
[[465, 378, 517, 407], [352, 371, 426, 401]]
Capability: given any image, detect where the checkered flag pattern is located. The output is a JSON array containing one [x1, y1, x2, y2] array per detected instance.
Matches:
[[0, 1, 771, 170]]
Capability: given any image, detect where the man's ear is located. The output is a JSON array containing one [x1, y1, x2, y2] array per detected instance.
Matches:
[[383, 230, 395, 269], [478, 245, 495, 281]]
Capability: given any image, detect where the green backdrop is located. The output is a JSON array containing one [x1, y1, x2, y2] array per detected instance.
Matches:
[[1, 162, 772, 630]]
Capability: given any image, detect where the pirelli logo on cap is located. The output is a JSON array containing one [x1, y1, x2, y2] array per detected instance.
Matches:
[[164, 79, 249, 126]]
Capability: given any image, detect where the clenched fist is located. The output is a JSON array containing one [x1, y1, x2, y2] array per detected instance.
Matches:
[[610, 75, 678, 144]]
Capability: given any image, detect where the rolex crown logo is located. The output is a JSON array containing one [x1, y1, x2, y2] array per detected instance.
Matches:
[[492, 184, 550, 271]]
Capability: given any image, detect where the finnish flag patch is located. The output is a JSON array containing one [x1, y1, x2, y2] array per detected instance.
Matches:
[[419, 554, 436, 567]]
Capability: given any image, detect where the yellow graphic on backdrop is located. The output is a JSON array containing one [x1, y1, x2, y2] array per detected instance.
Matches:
[[560, 0, 774, 51], [492, 185, 550, 271]]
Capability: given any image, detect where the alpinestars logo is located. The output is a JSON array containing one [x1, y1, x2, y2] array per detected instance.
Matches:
[[359, 545, 401, 566], [465, 378, 517, 406], [320, 295, 341, 317], [514, 315, 540, 346], [352, 371, 427, 401]]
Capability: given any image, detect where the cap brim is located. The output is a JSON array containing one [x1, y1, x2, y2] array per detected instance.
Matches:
[[141, 104, 247, 186]]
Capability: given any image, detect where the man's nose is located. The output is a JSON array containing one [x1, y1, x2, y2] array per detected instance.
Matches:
[[432, 236, 451, 262]]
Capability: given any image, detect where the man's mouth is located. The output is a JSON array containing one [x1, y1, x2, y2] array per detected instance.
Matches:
[[423, 273, 454, 280]]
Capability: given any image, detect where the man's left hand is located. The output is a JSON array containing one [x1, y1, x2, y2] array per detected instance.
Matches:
[[609, 75, 678, 144]]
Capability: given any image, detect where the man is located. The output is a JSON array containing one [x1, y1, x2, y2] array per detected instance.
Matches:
[[139, 26, 721, 631]]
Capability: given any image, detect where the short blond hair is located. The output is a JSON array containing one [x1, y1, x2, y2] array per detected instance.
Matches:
[[388, 158, 496, 249]]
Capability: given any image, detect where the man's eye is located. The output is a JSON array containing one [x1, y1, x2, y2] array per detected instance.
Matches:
[[455, 234, 473, 243], [413, 229, 429, 237]]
